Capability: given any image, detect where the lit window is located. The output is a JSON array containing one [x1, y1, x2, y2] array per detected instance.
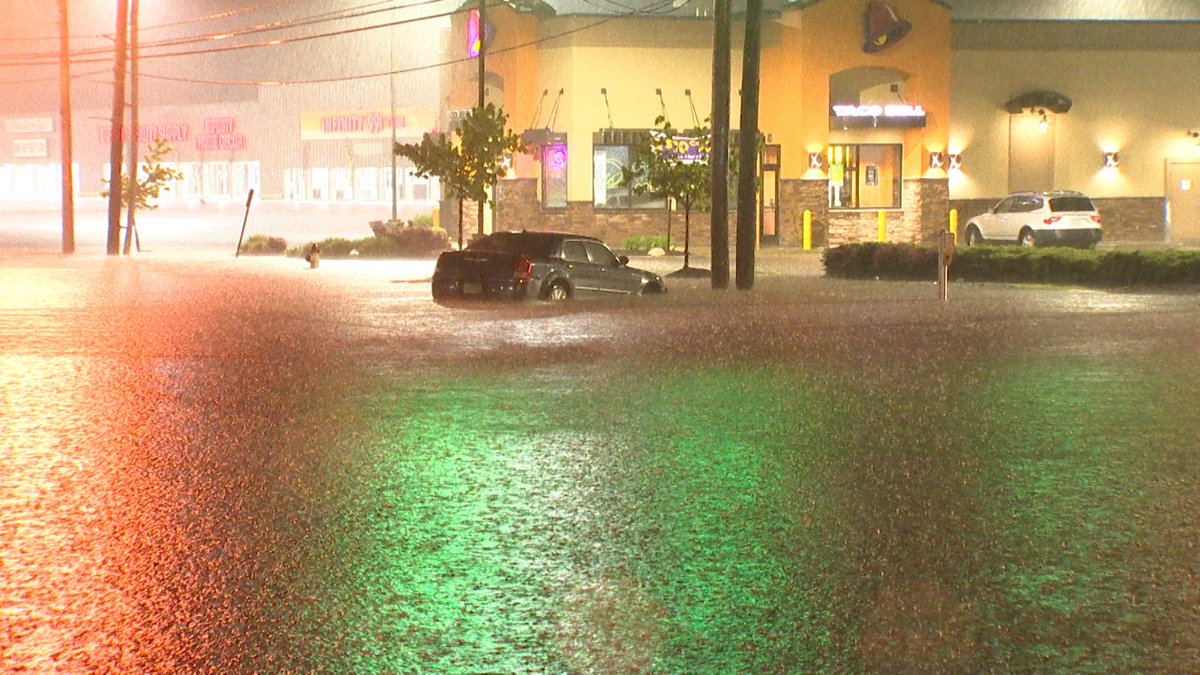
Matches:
[[827, 144, 902, 209]]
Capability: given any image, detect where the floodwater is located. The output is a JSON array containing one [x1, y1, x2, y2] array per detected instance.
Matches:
[[2, 253, 1199, 672]]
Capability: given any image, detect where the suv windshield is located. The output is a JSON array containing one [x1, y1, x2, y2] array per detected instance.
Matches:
[[1049, 196, 1095, 212]]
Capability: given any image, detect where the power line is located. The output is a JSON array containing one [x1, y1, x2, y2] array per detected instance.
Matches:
[[0, 0, 445, 64], [124, 0, 677, 87]]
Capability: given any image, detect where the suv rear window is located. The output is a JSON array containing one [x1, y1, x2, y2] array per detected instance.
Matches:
[[1049, 196, 1095, 213], [468, 233, 559, 258]]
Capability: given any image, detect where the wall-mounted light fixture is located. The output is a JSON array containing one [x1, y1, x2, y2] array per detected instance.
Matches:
[[928, 151, 946, 170], [1103, 151, 1120, 168], [808, 152, 826, 171], [1189, 130, 1200, 141], [948, 153, 963, 171]]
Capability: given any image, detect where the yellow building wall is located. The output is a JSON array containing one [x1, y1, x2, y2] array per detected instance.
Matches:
[[950, 49, 1200, 199], [535, 18, 745, 203], [791, 0, 952, 180]]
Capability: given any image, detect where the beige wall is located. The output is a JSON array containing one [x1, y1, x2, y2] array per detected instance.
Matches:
[[950, 50, 1200, 200]]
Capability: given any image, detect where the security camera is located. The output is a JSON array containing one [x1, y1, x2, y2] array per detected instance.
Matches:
[[1189, 130, 1200, 140]]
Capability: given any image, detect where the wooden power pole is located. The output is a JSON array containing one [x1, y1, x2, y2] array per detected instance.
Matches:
[[709, 0, 731, 289], [58, 0, 74, 254], [735, 0, 762, 290], [105, 0, 129, 256]]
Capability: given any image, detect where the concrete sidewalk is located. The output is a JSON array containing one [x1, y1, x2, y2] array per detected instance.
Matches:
[[626, 246, 826, 279]]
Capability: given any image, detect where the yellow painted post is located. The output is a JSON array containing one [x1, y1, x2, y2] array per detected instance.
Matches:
[[802, 210, 812, 251], [949, 208, 959, 244], [877, 210, 886, 242]]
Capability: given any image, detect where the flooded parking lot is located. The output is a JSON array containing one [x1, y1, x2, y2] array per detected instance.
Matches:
[[2, 254, 1199, 671]]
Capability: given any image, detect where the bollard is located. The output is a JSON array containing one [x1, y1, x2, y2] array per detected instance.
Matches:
[[877, 210, 887, 242], [803, 210, 813, 251], [949, 208, 959, 244], [937, 230, 954, 303]]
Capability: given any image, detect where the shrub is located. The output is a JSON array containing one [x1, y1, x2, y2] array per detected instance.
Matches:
[[623, 234, 672, 252], [287, 230, 449, 259], [410, 214, 435, 229], [824, 243, 1200, 288], [239, 234, 287, 255]]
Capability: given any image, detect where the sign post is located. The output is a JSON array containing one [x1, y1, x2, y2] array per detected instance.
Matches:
[[937, 229, 954, 303], [235, 189, 254, 257]]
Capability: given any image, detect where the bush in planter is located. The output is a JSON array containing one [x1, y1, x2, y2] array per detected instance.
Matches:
[[239, 234, 288, 255], [623, 234, 672, 252], [288, 231, 449, 259]]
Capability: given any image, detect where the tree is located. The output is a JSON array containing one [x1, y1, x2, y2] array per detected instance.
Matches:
[[622, 115, 712, 271], [100, 139, 184, 252], [394, 103, 524, 249]]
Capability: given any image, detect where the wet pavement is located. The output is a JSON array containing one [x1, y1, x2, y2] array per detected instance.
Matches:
[[2, 251, 1200, 672]]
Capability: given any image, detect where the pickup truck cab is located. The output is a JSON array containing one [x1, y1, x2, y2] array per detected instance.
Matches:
[[431, 231, 666, 303]]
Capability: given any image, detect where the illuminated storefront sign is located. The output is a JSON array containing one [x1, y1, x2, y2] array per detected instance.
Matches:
[[13, 138, 48, 158], [830, 104, 927, 128], [300, 109, 432, 140], [4, 117, 53, 134], [195, 117, 247, 152], [99, 123, 190, 144]]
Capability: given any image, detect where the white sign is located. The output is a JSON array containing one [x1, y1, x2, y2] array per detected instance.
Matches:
[[5, 117, 54, 134], [832, 104, 926, 119], [1182, 179, 1192, 192], [13, 138, 48, 158]]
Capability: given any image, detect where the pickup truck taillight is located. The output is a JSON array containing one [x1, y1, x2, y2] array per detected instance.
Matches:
[[513, 257, 533, 281]]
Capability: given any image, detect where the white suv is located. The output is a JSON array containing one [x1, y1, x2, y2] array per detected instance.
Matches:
[[963, 191, 1103, 248]]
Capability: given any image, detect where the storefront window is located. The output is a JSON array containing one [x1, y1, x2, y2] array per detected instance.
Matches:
[[827, 144, 901, 209], [592, 145, 665, 210]]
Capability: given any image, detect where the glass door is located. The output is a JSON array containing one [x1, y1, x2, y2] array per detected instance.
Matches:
[[760, 144, 780, 246]]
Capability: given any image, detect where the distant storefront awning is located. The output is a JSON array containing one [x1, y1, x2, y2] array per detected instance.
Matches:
[[1004, 90, 1073, 114]]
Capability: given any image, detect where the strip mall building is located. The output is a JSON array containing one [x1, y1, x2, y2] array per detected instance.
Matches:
[[2, 0, 1198, 245], [445, 0, 1200, 246]]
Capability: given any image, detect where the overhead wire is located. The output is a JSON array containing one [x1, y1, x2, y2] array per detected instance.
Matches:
[[2, 0, 677, 87], [0, 0, 447, 65]]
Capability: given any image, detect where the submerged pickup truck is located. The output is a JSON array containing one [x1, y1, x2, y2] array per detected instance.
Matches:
[[431, 231, 666, 303]]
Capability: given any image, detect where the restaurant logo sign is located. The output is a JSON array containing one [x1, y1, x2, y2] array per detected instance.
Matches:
[[862, 2, 911, 53], [301, 109, 432, 140], [831, 103, 927, 128]]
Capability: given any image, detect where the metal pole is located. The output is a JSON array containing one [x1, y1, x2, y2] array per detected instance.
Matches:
[[235, 189, 255, 257], [58, 0, 74, 254]]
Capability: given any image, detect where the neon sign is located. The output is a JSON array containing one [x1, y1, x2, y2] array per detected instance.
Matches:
[[466, 10, 494, 59], [830, 104, 927, 128]]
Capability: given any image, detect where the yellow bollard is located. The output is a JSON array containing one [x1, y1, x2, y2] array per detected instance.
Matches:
[[949, 208, 959, 244], [803, 210, 812, 251], [877, 210, 887, 243]]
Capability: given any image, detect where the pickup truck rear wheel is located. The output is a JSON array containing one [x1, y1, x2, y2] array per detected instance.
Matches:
[[546, 280, 570, 301]]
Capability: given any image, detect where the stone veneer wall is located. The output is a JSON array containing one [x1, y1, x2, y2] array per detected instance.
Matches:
[[814, 178, 949, 247], [948, 197, 1166, 242], [495, 177, 745, 250]]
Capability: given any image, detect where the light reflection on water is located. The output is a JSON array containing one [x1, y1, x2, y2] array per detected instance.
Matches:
[[344, 353, 1200, 671]]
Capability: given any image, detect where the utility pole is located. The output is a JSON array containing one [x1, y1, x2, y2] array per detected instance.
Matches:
[[735, 0, 762, 290], [58, 0, 74, 254], [123, 0, 139, 255], [390, 38, 398, 223], [105, 0, 129, 256], [709, 0, 731, 289], [476, 0, 486, 237]]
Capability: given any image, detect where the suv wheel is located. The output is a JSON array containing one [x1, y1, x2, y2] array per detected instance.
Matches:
[[965, 226, 983, 247], [546, 280, 570, 301], [1018, 228, 1038, 247]]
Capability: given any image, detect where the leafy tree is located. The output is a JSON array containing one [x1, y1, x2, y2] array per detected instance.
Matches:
[[101, 138, 184, 213], [394, 103, 525, 249], [622, 116, 712, 270], [101, 139, 185, 253]]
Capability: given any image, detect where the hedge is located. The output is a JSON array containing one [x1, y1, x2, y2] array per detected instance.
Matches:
[[823, 243, 1200, 287]]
